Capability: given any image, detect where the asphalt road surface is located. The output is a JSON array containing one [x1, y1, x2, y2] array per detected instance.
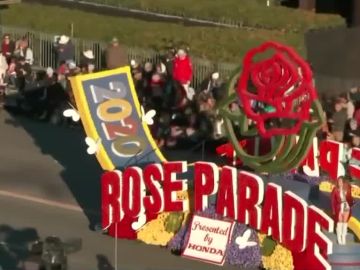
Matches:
[[0, 194, 247, 270], [0, 110, 252, 270]]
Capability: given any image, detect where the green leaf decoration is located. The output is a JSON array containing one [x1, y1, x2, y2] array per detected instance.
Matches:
[[164, 212, 184, 233], [219, 68, 325, 174], [261, 236, 277, 257]]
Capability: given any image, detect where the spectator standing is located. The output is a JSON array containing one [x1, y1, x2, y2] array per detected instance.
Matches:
[[15, 56, 32, 92], [7, 57, 16, 86], [150, 73, 165, 111], [80, 50, 95, 73], [321, 94, 334, 120], [14, 39, 34, 65], [163, 49, 175, 78], [350, 127, 360, 147], [173, 49, 193, 100], [196, 86, 216, 113], [45, 67, 56, 85], [349, 87, 360, 104], [354, 105, 360, 127], [330, 100, 348, 142], [105, 37, 128, 69], [200, 72, 225, 102], [339, 93, 355, 119], [131, 62, 147, 103], [1, 34, 15, 64], [156, 63, 167, 78], [140, 62, 154, 105], [55, 35, 75, 66], [346, 98, 355, 119], [0, 52, 8, 85]]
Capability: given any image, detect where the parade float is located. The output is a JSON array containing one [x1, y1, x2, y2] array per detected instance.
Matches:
[[66, 42, 360, 270]]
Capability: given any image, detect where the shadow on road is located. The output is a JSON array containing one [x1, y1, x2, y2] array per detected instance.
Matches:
[[3, 108, 227, 233], [5, 112, 103, 229], [0, 224, 40, 270], [96, 254, 115, 270]]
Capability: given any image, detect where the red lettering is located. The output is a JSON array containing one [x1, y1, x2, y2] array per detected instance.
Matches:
[[122, 167, 143, 218], [163, 161, 187, 212], [194, 162, 219, 211], [282, 192, 307, 252], [237, 171, 264, 230], [101, 171, 121, 229], [349, 147, 360, 181], [319, 140, 342, 181], [143, 164, 164, 215], [301, 138, 319, 177], [304, 206, 333, 270], [216, 166, 237, 219], [260, 184, 282, 242]]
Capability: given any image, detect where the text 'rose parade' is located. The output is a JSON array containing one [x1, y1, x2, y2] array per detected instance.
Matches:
[[220, 41, 325, 173]]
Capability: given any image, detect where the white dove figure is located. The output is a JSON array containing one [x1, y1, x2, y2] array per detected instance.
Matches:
[[63, 102, 80, 122], [141, 106, 156, 125], [63, 108, 80, 122], [131, 214, 147, 231], [235, 229, 257, 249], [85, 137, 102, 155]]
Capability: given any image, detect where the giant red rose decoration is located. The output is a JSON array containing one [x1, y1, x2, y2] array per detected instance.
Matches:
[[237, 42, 317, 138], [219, 41, 325, 173]]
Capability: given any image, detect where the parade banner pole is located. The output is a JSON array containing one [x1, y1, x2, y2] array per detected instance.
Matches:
[[115, 223, 118, 270]]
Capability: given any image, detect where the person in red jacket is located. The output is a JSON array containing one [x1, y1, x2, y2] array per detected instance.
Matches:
[[1, 34, 15, 64], [172, 49, 193, 99], [331, 176, 354, 245]]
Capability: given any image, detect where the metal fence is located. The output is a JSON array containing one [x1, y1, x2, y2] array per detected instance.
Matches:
[[0, 25, 238, 89]]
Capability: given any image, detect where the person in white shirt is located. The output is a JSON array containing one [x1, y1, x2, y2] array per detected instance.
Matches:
[[346, 99, 355, 119], [0, 52, 8, 85], [14, 39, 34, 65]]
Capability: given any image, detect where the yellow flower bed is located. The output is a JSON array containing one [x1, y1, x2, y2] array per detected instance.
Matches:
[[258, 234, 294, 270], [137, 191, 190, 246], [320, 181, 360, 199], [137, 212, 174, 246]]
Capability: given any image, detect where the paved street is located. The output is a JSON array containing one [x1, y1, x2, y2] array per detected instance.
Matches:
[[0, 109, 103, 227], [0, 110, 247, 270], [0, 194, 243, 270]]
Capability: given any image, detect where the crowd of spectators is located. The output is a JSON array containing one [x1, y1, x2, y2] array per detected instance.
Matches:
[[2, 33, 360, 154], [52, 35, 228, 149], [319, 89, 360, 162], [128, 47, 227, 149], [0, 34, 34, 91], [0, 33, 228, 150]]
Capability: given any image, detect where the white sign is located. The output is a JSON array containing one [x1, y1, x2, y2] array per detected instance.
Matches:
[[182, 215, 235, 265]]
